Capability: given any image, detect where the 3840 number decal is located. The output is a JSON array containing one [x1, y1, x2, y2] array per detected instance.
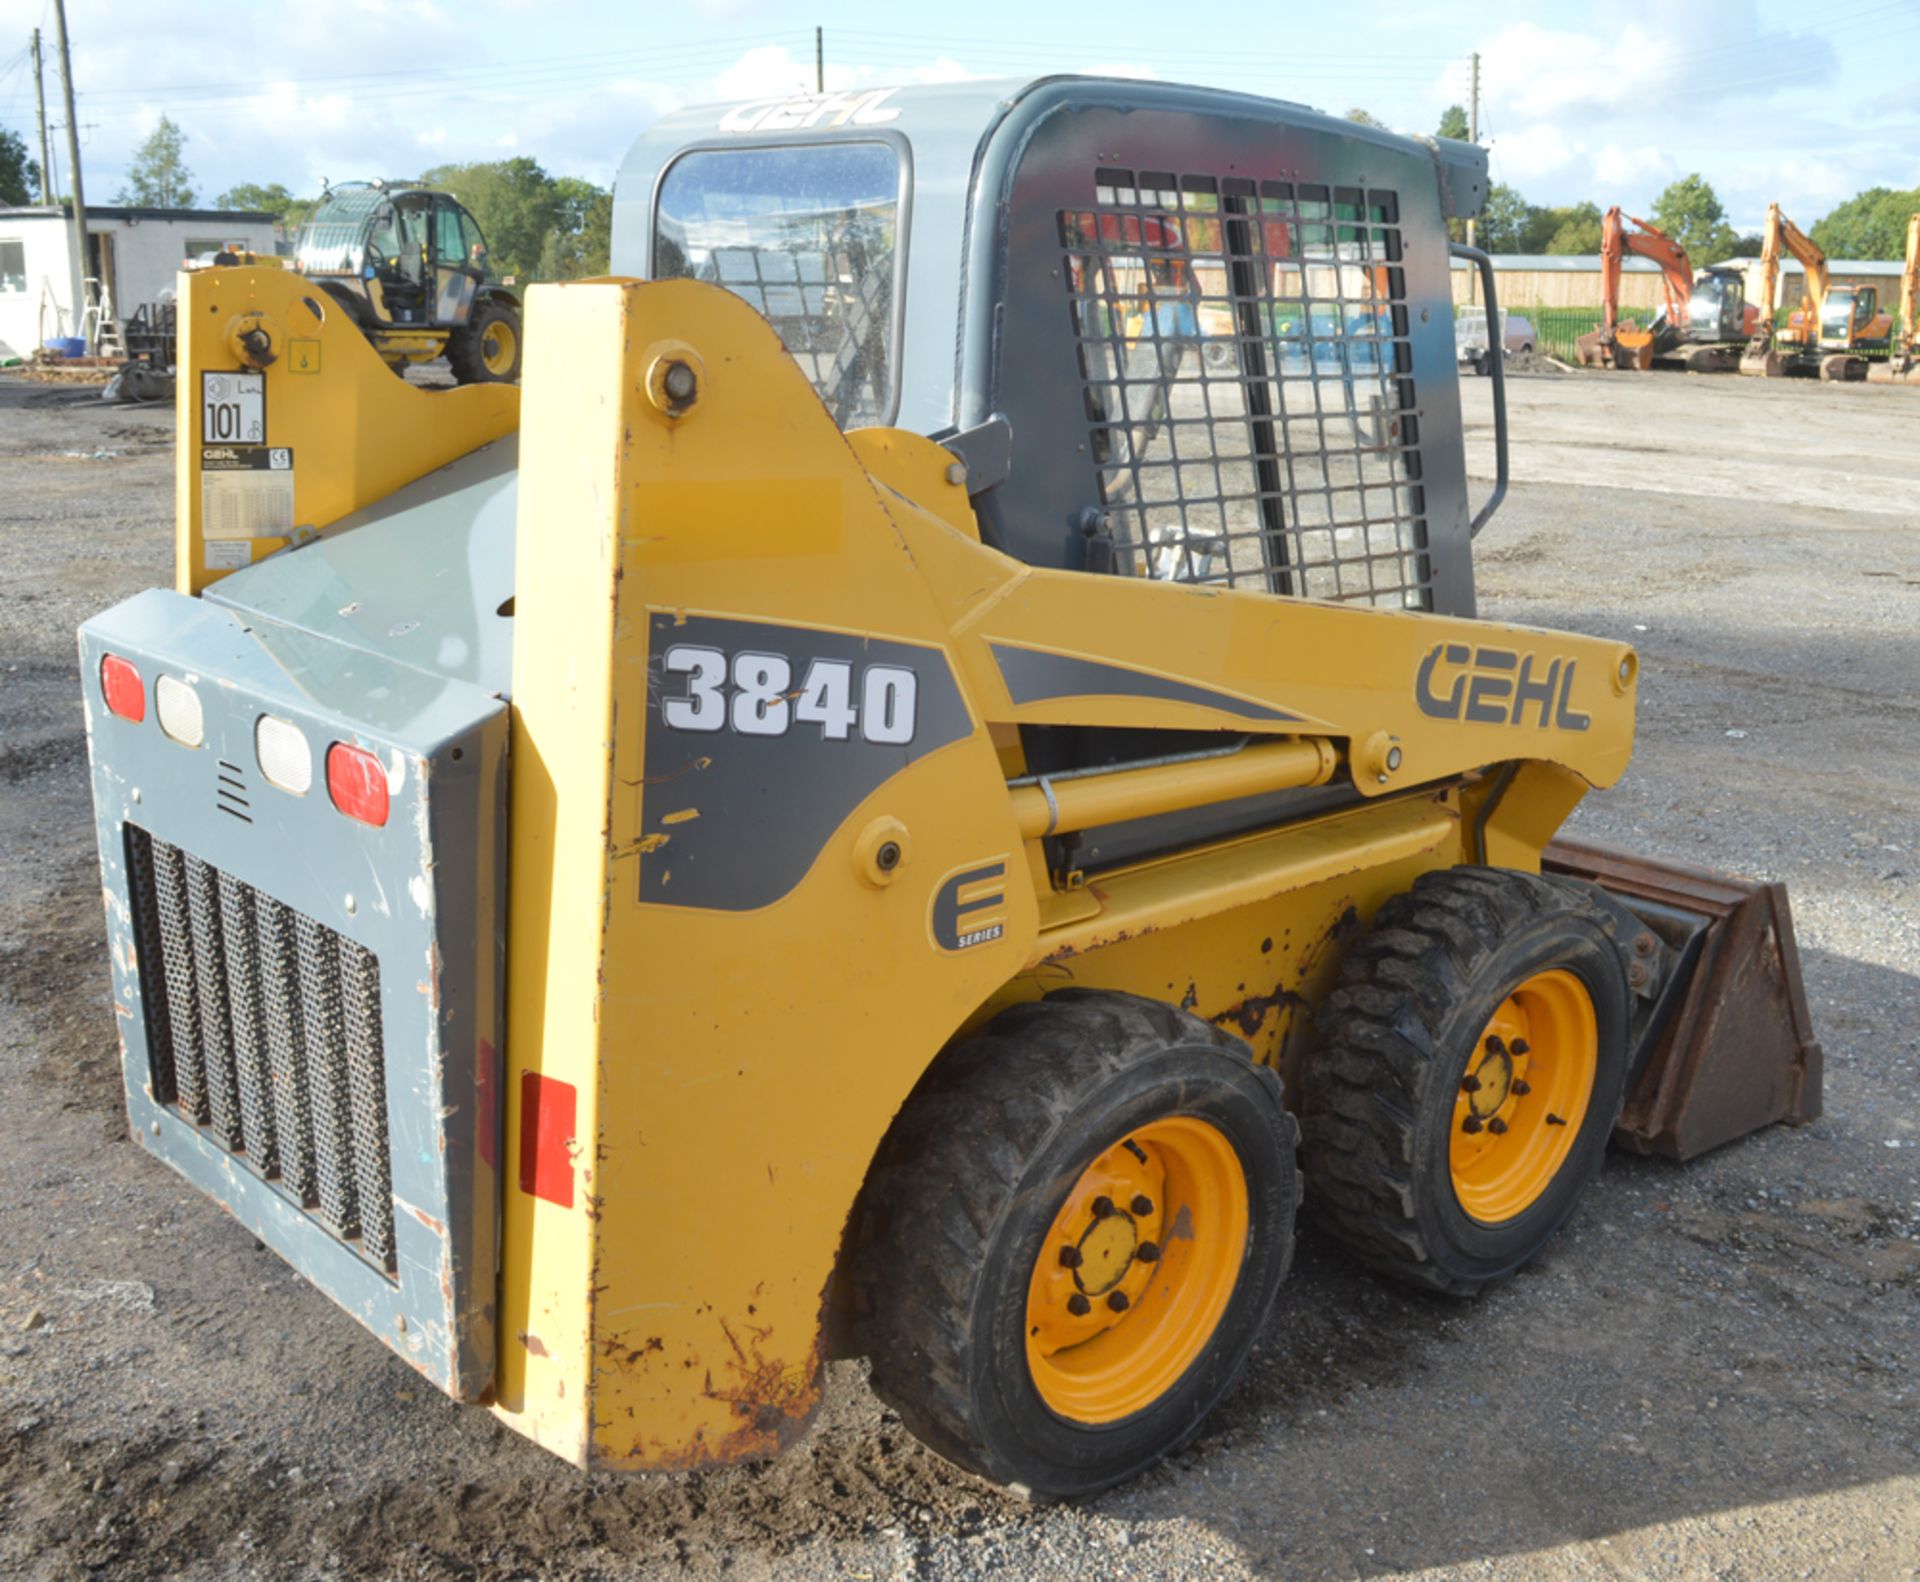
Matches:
[[661, 646, 919, 744]]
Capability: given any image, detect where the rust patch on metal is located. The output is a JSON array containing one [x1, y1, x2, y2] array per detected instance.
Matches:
[[619, 1316, 824, 1470], [518, 1330, 550, 1358], [1212, 984, 1306, 1040]]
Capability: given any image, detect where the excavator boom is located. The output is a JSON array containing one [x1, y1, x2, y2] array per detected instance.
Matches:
[[1577, 208, 1743, 372], [1866, 212, 1920, 385]]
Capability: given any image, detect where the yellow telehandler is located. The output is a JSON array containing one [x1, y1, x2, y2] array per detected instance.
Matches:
[[79, 78, 1817, 1498]]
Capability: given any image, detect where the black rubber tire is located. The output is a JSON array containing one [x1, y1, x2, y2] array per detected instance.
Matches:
[[850, 989, 1299, 1497], [1298, 867, 1632, 1297], [448, 298, 522, 384]]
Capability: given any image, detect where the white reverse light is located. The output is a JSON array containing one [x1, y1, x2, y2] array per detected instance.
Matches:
[[154, 675, 204, 749], [256, 714, 313, 795]]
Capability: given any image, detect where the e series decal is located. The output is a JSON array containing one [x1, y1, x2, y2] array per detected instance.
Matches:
[[1415, 643, 1592, 732], [930, 860, 1009, 952]]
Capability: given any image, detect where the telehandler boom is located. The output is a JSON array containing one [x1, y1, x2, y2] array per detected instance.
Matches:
[[79, 78, 1818, 1498]]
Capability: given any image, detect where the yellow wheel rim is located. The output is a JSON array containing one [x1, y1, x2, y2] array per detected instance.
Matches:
[[481, 319, 517, 375], [1024, 1116, 1248, 1424], [1449, 969, 1597, 1225]]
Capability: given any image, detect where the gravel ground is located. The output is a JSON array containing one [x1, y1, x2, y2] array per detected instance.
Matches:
[[1, 367, 1916, 1581]]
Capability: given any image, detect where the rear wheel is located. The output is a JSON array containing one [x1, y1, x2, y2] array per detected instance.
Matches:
[[1299, 868, 1631, 1295], [852, 990, 1298, 1497], [448, 298, 522, 384]]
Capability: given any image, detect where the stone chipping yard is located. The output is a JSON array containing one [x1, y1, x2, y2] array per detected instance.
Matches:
[[0, 362, 1915, 1581]]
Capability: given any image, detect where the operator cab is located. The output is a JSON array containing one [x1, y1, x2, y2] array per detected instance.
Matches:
[[1821, 284, 1879, 345], [1685, 269, 1747, 341], [295, 181, 521, 382], [617, 78, 1490, 619]]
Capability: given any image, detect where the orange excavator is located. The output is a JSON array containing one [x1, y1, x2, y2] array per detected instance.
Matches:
[[1742, 202, 1894, 380], [1865, 211, 1920, 386], [1576, 206, 1756, 372]]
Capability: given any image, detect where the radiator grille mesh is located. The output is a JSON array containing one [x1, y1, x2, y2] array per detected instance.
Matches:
[[126, 826, 396, 1273]]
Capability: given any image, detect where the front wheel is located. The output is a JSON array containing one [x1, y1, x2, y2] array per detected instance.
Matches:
[[1299, 868, 1632, 1295], [852, 990, 1299, 1497], [448, 299, 522, 384]]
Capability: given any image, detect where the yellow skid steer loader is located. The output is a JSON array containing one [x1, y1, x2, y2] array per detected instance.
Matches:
[[79, 78, 1818, 1498]]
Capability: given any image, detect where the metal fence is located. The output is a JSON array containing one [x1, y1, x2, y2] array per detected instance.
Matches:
[[1484, 305, 1845, 365]]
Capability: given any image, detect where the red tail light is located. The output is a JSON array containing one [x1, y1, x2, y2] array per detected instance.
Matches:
[[326, 743, 390, 827], [100, 654, 146, 722]]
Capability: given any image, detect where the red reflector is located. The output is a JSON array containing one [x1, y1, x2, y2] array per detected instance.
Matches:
[[326, 742, 390, 827], [100, 654, 145, 723], [520, 1072, 576, 1208]]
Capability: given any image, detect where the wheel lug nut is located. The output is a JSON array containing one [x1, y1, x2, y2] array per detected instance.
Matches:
[[1107, 1291, 1130, 1312], [1511, 1079, 1531, 1096], [1460, 1074, 1481, 1093], [1058, 1246, 1082, 1269], [1510, 1038, 1530, 1056], [1135, 1241, 1160, 1263], [1461, 1115, 1483, 1134], [1130, 1195, 1153, 1217], [1546, 1113, 1567, 1127], [1091, 1196, 1115, 1219], [1067, 1293, 1091, 1316], [1488, 1117, 1508, 1135], [1485, 1034, 1506, 1054]]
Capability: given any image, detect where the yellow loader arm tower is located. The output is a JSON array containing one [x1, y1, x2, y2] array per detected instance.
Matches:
[[81, 78, 1819, 1498]]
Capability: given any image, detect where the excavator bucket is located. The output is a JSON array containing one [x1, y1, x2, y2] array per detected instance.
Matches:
[[1738, 341, 1789, 377], [1574, 325, 1610, 367], [1611, 325, 1656, 371], [1544, 838, 1822, 1161], [1865, 359, 1920, 385], [1574, 320, 1656, 370]]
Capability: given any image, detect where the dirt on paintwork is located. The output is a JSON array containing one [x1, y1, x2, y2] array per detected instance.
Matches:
[[1, 369, 1918, 1581]]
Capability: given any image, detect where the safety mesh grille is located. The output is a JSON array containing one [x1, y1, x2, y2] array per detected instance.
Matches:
[[1061, 170, 1430, 606], [126, 826, 396, 1274]]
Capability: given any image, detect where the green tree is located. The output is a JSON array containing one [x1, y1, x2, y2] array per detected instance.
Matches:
[[1811, 185, 1920, 259], [218, 181, 293, 216], [536, 176, 613, 280], [1478, 182, 1542, 253], [118, 115, 195, 208], [217, 181, 317, 239], [1436, 103, 1470, 141], [1, 126, 38, 205], [1650, 173, 1741, 262], [1345, 108, 1388, 129], [421, 157, 560, 280], [1540, 201, 1603, 254]]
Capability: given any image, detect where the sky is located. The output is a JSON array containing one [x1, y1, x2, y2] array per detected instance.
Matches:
[[0, 0, 1916, 235]]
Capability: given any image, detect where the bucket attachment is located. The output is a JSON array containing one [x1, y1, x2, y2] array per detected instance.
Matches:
[[1543, 837, 1822, 1161], [1574, 325, 1611, 367], [1820, 353, 1868, 382], [1739, 347, 1785, 377], [1865, 357, 1920, 386]]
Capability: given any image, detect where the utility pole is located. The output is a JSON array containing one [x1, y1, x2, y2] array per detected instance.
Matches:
[[815, 26, 824, 94], [1465, 50, 1481, 306], [1465, 51, 1480, 251], [32, 29, 54, 205], [52, 0, 92, 351]]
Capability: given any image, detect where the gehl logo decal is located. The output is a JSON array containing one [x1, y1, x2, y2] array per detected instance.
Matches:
[[1415, 644, 1592, 732], [931, 860, 1008, 953]]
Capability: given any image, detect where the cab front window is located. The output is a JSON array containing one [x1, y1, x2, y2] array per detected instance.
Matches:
[[653, 142, 903, 427]]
